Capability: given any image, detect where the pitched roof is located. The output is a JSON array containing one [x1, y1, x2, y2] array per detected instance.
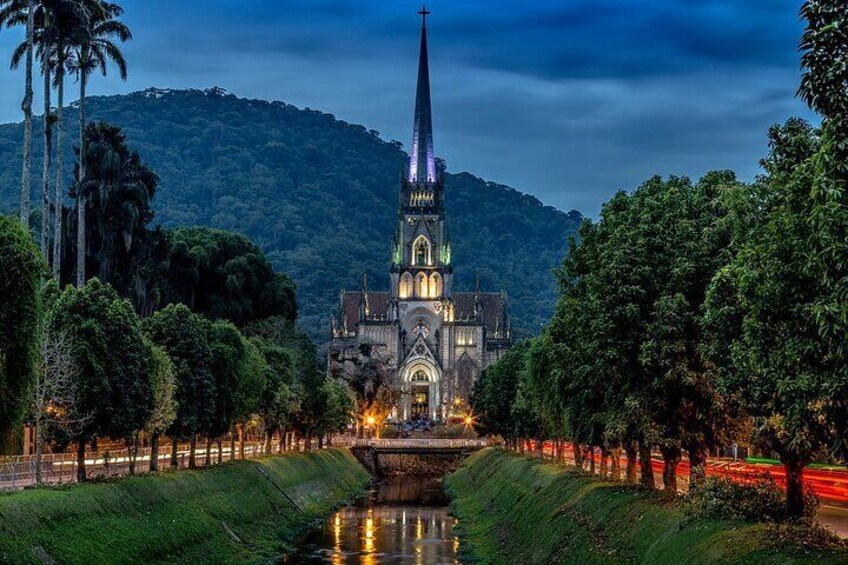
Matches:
[[453, 292, 508, 334], [340, 291, 392, 329], [338, 290, 508, 339]]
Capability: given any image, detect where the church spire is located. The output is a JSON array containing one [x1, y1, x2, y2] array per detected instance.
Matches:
[[409, 6, 436, 184]]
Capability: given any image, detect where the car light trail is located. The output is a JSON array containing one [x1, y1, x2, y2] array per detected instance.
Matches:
[[533, 440, 848, 503]]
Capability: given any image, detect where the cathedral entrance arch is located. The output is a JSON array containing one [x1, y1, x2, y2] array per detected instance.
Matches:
[[401, 360, 441, 420]]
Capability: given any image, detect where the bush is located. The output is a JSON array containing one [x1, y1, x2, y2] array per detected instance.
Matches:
[[685, 474, 819, 523]]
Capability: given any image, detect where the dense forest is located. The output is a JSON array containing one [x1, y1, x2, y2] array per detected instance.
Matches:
[[0, 88, 583, 340]]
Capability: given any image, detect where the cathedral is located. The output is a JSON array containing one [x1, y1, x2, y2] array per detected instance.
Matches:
[[330, 9, 511, 422]]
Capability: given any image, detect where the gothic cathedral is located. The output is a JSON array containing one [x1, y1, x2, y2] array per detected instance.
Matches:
[[329, 11, 512, 422]]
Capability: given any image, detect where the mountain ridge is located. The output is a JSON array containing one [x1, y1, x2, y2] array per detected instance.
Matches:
[[0, 87, 583, 340]]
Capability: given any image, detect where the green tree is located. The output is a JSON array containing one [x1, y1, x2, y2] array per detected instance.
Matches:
[[231, 332, 266, 459], [703, 120, 832, 518], [48, 278, 154, 479], [162, 227, 296, 326], [143, 303, 215, 469], [471, 341, 528, 448], [0, 214, 43, 452], [799, 1, 848, 462], [317, 378, 355, 445], [244, 316, 324, 448], [145, 343, 176, 472], [67, 122, 164, 312], [253, 337, 298, 453]]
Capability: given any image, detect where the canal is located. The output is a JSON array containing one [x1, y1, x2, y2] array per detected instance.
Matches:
[[285, 478, 460, 564]]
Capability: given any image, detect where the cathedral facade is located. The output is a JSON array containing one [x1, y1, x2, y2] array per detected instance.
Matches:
[[329, 11, 511, 422]]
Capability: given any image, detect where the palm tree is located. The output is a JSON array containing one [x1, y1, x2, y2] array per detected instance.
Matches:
[[0, 0, 36, 229], [67, 1, 130, 287]]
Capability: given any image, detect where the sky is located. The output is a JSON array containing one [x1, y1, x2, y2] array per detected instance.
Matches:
[[0, 0, 818, 216]]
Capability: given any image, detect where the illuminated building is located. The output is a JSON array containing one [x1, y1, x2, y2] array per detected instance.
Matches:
[[329, 8, 511, 421]]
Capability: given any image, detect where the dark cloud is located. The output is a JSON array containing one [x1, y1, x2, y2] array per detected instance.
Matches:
[[0, 0, 817, 216]]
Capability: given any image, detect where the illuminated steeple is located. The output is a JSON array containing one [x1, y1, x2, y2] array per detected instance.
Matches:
[[409, 6, 436, 184]]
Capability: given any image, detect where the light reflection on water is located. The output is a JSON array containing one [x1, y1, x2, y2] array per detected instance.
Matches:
[[285, 478, 460, 564]]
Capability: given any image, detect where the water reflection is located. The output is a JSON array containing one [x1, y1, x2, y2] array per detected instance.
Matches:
[[286, 478, 460, 564]]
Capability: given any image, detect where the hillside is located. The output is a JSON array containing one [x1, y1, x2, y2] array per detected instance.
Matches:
[[0, 88, 583, 340]]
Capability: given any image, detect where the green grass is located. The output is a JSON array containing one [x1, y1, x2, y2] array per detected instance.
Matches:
[[446, 449, 848, 565], [0, 449, 370, 564]]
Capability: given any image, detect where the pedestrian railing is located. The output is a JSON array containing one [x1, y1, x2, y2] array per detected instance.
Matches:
[[340, 438, 488, 449], [0, 440, 280, 491]]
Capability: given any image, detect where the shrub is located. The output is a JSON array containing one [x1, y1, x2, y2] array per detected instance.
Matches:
[[685, 474, 819, 523]]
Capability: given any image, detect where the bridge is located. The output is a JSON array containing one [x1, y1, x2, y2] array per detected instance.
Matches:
[[344, 439, 488, 477]]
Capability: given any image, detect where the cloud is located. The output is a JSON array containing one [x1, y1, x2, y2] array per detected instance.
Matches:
[[0, 0, 817, 217]]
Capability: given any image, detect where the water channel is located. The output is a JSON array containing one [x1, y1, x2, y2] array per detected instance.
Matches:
[[285, 478, 461, 564]]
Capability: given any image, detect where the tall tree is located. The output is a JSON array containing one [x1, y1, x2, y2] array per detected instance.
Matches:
[[0, 214, 43, 453], [163, 227, 297, 326], [143, 304, 215, 470], [69, 122, 164, 311], [67, 1, 130, 287], [703, 120, 833, 518], [144, 344, 176, 473], [0, 0, 35, 227], [48, 278, 154, 480]]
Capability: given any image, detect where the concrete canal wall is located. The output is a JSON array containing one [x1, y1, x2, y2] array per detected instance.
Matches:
[[446, 449, 847, 565], [0, 449, 369, 564]]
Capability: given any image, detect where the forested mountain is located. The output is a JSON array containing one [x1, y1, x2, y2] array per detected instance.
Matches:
[[0, 88, 582, 340]]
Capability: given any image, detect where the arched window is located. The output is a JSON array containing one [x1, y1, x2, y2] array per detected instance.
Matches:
[[429, 273, 442, 298], [411, 370, 429, 382], [416, 273, 428, 297], [399, 272, 413, 299], [412, 236, 431, 266]]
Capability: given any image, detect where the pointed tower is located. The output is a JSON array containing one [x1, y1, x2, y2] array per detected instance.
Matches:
[[391, 6, 452, 303], [409, 7, 436, 185]]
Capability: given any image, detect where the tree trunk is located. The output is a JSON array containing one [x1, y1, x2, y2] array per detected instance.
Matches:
[[588, 446, 596, 475], [217, 438, 223, 464], [318, 435, 325, 450], [573, 442, 582, 468], [52, 47, 64, 281], [600, 448, 610, 478], [625, 441, 638, 484], [205, 436, 212, 467], [638, 442, 655, 488], [238, 424, 245, 459], [150, 432, 159, 472], [76, 69, 87, 287], [170, 437, 178, 469], [659, 445, 681, 495], [19, 0, 34, 227], [305, 434, 313, 452], [325, 433, 333, 448], [784, 457, 809, 520], [41, 53, 52, 262], [687, 444, 707, 490], [128, 435, 137, 475], [265, 431, 272, 454], [610, 447, 622, 481], [188, 434, 197, 469], [34, 423, 43, 486], [230, 431, 236, 461], [76, 439, 86, 482]]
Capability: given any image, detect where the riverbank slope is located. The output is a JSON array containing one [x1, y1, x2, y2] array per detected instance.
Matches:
[[447, 449, 847, 565], [0, 449, 370, 564]]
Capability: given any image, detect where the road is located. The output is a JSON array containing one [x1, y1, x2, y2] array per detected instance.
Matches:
[[537, 441, 848, 538]]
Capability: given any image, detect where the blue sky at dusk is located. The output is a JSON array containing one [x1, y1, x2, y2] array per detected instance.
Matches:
[[0, 1, 817, 216]]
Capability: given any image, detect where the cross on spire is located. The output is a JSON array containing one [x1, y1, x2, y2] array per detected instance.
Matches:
[[418, 5, 430, 28]]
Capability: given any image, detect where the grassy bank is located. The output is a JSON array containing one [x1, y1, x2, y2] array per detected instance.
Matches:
[[447, 449, 847, 565], [0, 449, 369, 564]]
